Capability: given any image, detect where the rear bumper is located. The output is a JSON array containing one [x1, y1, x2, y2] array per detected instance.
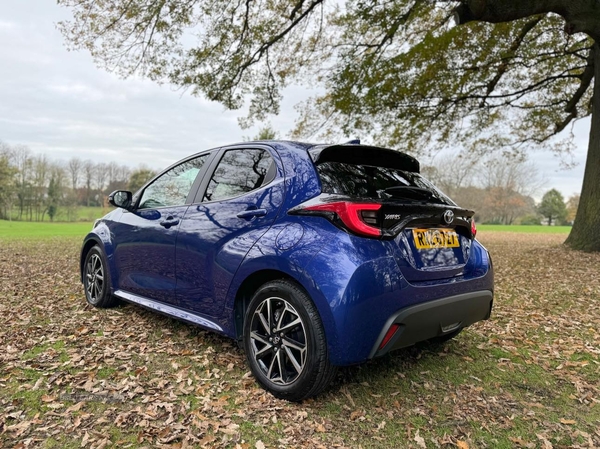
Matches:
[[300, 229, 493, 365], [369, 290, 493, 358]]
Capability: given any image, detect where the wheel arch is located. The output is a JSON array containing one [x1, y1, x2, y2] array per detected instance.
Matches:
[[79, 226, 114, 284], [232, 269, 298, 341], [231, 267, 337, 351], [80, 237, 102, 281]]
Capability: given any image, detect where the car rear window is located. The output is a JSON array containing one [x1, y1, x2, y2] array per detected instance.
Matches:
[[315, 161, 454, 205]]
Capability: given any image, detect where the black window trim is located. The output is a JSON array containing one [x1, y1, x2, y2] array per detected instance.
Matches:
[[192, 144, 282, 205]]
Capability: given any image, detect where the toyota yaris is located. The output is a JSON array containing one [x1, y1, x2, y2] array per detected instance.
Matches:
[[80, 141, 493, 401]]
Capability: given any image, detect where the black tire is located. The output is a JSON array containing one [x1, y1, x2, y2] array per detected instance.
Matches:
[[243, 279, 337, 401], [83, 245, 118, 308]]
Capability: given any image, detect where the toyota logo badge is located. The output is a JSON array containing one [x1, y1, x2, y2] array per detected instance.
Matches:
[[443, 210, 454, 225]]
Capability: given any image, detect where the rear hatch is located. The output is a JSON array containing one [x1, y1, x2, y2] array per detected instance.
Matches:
[[299, 144, 476, 282], [380, 201, 474, 282]]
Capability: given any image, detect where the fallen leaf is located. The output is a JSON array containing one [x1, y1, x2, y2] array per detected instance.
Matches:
[[414, 430, 426, 448], [560, 419, 576, 425]]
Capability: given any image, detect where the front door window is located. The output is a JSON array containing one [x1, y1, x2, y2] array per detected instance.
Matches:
[[139, 155, 209, 209]]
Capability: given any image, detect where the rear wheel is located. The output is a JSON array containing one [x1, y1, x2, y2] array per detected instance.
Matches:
[[243, 280, 337, 401], [83, 245, 118, 308]]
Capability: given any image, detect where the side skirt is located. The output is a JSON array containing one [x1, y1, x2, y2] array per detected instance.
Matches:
[[113, 289, 224, 333]]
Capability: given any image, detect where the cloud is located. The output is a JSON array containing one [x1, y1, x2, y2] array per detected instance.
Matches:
[[0, 1, 256, 170], [0, 20, 17, 30]]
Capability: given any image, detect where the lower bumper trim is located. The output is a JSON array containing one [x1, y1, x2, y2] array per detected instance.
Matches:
[[369, 290, 493, 358]]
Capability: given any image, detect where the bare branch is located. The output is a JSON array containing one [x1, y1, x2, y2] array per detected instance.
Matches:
[[482, 16, 543, 100]]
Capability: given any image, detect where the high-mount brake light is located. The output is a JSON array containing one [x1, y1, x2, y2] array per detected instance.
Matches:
[[301, 202, 382, 237], [471, 217, 477, 238]]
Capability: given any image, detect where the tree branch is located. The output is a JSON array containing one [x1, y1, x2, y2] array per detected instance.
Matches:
[[454, 0, 600, 41], [224, 0, 324, 91], [564, 46, 595, 115], [480, 15, 543, 105], [554, 45, 595, 133]]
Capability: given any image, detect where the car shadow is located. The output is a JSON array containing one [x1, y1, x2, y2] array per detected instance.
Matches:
[[116, 301, 470, 400]]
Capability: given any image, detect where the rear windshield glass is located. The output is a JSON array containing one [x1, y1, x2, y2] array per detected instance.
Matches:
[[315, 161, 454, 205]]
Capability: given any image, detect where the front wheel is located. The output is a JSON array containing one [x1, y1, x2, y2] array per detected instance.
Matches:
[[243, 280, 337, 401], [83, 245, 118, 308]]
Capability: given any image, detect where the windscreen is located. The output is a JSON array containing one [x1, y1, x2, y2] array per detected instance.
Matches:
[[315, 161, 455, 205]]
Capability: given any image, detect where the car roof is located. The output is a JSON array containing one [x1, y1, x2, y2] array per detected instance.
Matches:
[[180, 140, 420, 174]]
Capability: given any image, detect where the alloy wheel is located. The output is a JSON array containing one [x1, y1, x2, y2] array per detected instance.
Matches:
[[249, 296, 307, 385], [85, 253, 104, 304]]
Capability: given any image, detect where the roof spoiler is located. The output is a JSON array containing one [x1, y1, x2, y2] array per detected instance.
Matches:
[[308, 144, 420, 173]]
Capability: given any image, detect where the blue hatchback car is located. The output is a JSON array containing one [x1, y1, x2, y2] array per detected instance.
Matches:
[[80, 141, 493, 401]]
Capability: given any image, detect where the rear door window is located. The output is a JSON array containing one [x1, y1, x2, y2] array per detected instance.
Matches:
[[203, 149, 275, 202]]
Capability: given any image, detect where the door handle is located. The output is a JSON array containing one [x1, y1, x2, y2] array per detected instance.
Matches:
[[160, 216, 180, 228], [236, 208, 267, 219]]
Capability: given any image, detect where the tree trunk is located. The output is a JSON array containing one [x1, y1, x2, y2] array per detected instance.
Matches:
[[18, 194, 23, 220], [565, 42, 600, 251]]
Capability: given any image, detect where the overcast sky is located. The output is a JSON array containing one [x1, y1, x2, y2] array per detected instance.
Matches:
[[0, 1, 589, 199]]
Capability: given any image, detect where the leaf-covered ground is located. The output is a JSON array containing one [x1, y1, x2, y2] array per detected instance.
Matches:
[[1, 232, 599, 448]]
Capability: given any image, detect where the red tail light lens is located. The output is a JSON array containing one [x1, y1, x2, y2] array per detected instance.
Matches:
[[300, 201, 382, 237], [471, 218, 477, 237], [378, 324, 400, 350]]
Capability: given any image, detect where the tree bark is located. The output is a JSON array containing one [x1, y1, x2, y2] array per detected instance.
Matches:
[[455, 0, 600, 41], [565, 42, 600, 251]]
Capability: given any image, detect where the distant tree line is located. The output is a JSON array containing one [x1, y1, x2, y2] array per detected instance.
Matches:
[[0, 138, 578, 225], [0, 141, 156, 222], [423, 152, 578, 226]]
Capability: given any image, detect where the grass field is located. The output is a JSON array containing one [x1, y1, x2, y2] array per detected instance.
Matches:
[[478, 224, 571, 234], [74, 206, 110, 222], [0, 226, 598, 447], [7, 206, 110, 223], [0, 220, 93, 239]]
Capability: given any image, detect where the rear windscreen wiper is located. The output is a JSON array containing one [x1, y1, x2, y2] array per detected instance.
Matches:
[[383, 186, 434, 201]]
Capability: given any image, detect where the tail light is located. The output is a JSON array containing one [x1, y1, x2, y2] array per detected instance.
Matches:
[[471, 217, 477, 238], [293, 201, 382, 238]]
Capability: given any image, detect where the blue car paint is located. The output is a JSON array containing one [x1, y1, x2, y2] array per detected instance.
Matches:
[[228, 214, 491, 365], [111, 205, 188, 305], [80, 141, 493, 366], [174, 158, 286, 318], [300, 233, 492, 364]]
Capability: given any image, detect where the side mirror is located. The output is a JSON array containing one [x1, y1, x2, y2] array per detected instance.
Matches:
[[108, 190, 133, 210]]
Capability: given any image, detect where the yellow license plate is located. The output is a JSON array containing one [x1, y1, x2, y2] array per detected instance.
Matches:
[[412, 228, 460, 249]]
